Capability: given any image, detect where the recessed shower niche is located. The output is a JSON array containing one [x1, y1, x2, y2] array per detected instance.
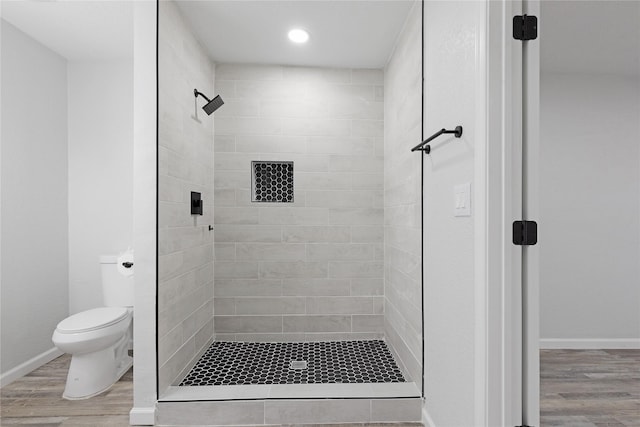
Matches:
[[251, 161, 294, 203], [157, 0, 424, 423]]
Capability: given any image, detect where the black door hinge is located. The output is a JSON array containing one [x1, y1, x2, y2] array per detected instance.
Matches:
[[513, 220, 537, 246], [513, 15, 538, 40]]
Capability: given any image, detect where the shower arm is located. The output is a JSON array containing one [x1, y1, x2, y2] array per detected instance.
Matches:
[[194, 89, 212, 103]]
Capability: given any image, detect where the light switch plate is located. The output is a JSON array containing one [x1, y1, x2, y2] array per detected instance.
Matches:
[[454, 182, 471, 217]]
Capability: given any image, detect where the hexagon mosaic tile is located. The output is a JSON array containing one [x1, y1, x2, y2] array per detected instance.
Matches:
[[179, 340, 405, 386], [251, 161, 294, 203]]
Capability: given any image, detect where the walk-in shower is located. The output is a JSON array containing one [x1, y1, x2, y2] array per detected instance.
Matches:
[[157, 0, 424, 423]]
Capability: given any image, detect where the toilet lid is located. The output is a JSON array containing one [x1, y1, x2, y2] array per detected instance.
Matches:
[[56, 307, 129, 334]]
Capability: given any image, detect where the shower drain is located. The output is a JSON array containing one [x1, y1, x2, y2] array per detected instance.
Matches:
[[289, 360, 308, 370]]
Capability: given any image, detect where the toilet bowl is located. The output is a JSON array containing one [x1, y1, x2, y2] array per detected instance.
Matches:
[[52, 307, 133, 399], [52, 252, 135, 399]]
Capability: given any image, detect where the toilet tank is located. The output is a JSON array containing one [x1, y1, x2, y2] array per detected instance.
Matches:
[[100, 255, 134, 307]]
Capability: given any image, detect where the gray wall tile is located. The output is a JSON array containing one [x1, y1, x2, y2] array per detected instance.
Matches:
[[214, 279, 282, 297], [282, 226, 350, 243], [329, 208, 384, 225], [260, 261, 328, 279], [328, 261, 384, 278], [306, 137, 374, 155], [283, 315, 351, 333], [214, 297, 235, 315], [351, 226, 384, 243], [215, 261, 259, 279], [383, 1, 423, 391], [235, 297, 306, 315], [352, 69, 384, 84], [295, 172, 352, 190], [214, 243, 236, 261], [214, 134, 236, 152], [214, 64, 384, 339], [214, 315, 283, 333], [351, 278, 384, 295], [306, 297, 373, 314], [282, 279, 351, 296], [236, 243, 306, 261], [158, 0, 215, 390], [258, 207, 328, 225], [214, 207, 259, 225], [215, 225, 282, 243], [214, 188, 236, 206], [306, 243, 374, 261], [352, 314, 385, 332], [305, 190, 374, 208], [236, 135, 306, 153]]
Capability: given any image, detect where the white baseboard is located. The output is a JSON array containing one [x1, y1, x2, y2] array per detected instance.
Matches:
[[0, 347, 63, 387], [130, 407, 156, 425], [422, 404, 436, 427], [540, 338, 640, 349]]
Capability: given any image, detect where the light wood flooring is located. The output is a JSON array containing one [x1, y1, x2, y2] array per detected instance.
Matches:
[[1, 350, 638, 426], [540, 349, 640, 426], [0, 354, 132, 426]]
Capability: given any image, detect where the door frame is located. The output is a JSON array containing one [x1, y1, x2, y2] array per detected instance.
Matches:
[[521, 0, 540, 424], [485, 0, 539, 425]]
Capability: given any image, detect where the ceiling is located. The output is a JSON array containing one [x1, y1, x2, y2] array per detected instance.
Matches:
[[1, 0, 133, 61], [541, 1, 640, 76], [6, 0, 636, 75], [175, 0, 415, 69]]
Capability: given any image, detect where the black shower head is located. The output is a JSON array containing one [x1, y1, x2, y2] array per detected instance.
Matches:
[[202, 94, 224, 115], [194, 89, 224, 115]]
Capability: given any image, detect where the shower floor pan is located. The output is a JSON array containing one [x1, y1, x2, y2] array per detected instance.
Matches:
[[160, 340, 420, 402], [182, 340, 405, 386]]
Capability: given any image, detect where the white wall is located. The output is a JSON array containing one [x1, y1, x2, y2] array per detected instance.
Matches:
[[130, 1, 158, 424], [422, 1, 486, 425], [539, 0, 640, 347], [540, 73, 640, 344], [67, 61, 134, 314], [1, 21, 69, 374]]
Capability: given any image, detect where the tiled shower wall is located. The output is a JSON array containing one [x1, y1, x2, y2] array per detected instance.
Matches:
[[158, 1, 214, 391], [383, 1, 423, 388], [213, 64, 384, 341]]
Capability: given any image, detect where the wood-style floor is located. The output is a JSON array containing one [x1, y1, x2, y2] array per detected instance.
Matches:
[[0, 354, 132, 426], [540, 349, 640, 426], [1, 350, 638, 426]]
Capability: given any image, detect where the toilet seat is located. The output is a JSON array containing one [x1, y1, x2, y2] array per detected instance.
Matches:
[[56, 307, 128, 334]]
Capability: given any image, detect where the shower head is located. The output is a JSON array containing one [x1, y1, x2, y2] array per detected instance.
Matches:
[[194, 89, 224, 115], [202, 95, 224, 115]]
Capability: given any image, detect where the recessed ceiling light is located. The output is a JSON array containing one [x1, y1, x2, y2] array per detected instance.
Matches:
[[288, 28, 309, 44]]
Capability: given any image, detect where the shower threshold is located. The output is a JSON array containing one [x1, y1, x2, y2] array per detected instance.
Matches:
[[160, 381, 420, 401]]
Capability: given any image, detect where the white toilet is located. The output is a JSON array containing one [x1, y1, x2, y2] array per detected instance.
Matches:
[[52, 254, 134, 399]]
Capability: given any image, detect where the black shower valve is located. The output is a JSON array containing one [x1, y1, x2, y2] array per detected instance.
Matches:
[[191, 191, 203, 215]]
